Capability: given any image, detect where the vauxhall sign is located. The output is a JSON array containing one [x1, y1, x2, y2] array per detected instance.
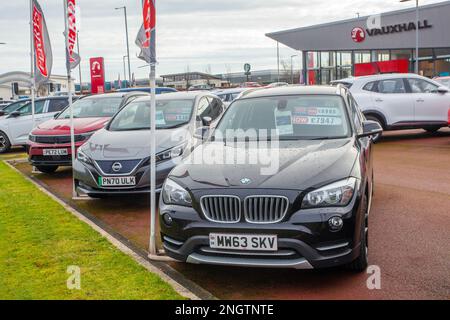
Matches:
[[352, 19, 432, 43]]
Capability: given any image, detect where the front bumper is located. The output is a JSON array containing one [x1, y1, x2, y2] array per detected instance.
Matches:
[[73, 157, 177, 196], [159, 188, 364, 269], [27, 141, 83, 167]]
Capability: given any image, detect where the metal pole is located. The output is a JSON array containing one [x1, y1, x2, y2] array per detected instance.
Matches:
[[64, 0, 77, 199], [123, 55, 127, 85], [29, 0, 35, 130], [124, 7, 132, 87], [415, 0, 419, 74], [76, 31, 82, 94], [277, 42, 280, 82], [149, 63, 157, 255]]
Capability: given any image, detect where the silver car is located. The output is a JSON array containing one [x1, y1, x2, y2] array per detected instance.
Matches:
[[73, 91, 225, 198]]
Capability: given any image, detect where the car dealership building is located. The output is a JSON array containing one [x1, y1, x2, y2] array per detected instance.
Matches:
[[266, 1, 450, 85]]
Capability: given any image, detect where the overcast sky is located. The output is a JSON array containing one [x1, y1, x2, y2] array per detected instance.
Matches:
[[0, 0, 441, 82]]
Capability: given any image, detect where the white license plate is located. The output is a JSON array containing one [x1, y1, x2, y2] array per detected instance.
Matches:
[[209, 233, 278, 251], [43, 149, 68, 156], [98, 176, 136, 187]]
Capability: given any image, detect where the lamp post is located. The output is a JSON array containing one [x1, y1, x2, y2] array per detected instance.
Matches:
[[115, 6, 132, 85], [400, 0, 419, 74], [291, 55, 298, 84]]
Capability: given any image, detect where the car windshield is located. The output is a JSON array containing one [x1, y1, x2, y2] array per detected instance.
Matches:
[[2, 100, 29, 114], [58, 97, 122, 119], [108, 99, 194, 131], [215, 95, 351, 140]]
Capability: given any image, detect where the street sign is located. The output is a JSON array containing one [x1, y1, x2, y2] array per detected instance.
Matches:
[[244, 63, 251, 73]]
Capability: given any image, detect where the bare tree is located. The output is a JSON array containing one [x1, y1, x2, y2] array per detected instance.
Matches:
[[225, 64, 232, 85], [280, 59, 291, 83]]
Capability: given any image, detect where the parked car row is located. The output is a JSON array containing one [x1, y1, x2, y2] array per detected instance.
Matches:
[[14, 73, 448, 272], [0, 96, 76, 153], [19, 83, 387, 273]]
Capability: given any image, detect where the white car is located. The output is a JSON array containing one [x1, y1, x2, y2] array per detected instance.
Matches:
[[333, 73, 450, 140], [0, 96, 70, 153]]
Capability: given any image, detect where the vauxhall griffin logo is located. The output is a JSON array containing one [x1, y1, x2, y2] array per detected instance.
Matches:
[[240, 178, 252, 185], [112, 162, 122, 173], [351, 27, 366, 43]]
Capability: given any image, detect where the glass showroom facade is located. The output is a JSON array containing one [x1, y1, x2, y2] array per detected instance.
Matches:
[[266, 1, 450, 84], [305, 48, 450, 84]]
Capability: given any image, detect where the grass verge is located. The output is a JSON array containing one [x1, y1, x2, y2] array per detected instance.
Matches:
[[0, 160, 183, 300]]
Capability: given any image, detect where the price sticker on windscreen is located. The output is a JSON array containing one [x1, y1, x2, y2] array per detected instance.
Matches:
[[292, 107, 342, 126], [274, 109, 294, 135]]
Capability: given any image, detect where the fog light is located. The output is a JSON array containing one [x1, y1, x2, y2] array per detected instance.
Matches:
[[163, 213, 173, 226], [328, 216, 343, 231]]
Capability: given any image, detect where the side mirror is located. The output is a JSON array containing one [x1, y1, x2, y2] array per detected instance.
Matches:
[[436, 86, 449, 94], [0, 111, 5, 117], [194, 126, 210, 141], [358, 120, 383, 138], [202, 116, 212, 127]]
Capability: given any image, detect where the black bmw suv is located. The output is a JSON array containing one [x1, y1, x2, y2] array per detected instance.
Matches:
[[159, 86, 382, 272]]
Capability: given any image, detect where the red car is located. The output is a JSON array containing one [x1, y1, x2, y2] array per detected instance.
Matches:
[[240, 82, 262, 88], [27, 92, 146, 173]]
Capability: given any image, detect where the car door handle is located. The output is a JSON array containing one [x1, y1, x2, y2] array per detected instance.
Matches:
[[375, 98, 383, 102], [416, 98, 424, 103]]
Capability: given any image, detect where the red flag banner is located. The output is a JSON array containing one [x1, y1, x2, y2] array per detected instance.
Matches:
[[32, 0, 52, 85], [136, 0, 156, 63], [65, 0, 80, 71]]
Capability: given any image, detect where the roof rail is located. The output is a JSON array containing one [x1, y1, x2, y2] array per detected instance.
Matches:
[[335, 83, 347, 95], [236, 87, 267, 99]]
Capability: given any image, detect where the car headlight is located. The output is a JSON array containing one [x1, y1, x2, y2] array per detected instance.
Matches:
[[156, 144, 185, 163], [77, 149, 93, 165], [162, 178, 192, 207], [302, 177, 357, 209], [28, 134, 36, 142], [77, 131, 96, 142]]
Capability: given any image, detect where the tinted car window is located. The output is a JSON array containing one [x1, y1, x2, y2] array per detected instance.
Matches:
[[58, 97, 122, 119], [197, 97, 211, 118], [216, 95, 351, 140], [407, 78, 439, 93], [209, 98, 224, 120], [377, 79, 406, 94], [17, 100, 46, 115], [109, 99, 194, 131], [363, 81, 377, 92], [348, 95, 362, 131], [2, 100, 30, 114], [48, 99, 69, 112]]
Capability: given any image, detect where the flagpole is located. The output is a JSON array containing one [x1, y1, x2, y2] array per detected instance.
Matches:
[[29, 0, 35, 133], [64, 0, 77, 199], [149, 4, 157, 256]]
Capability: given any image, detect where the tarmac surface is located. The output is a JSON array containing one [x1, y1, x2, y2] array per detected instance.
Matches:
[[12, 128, 450, 299]]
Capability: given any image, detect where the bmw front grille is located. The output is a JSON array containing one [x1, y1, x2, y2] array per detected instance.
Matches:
[[200, 195, 290, 224]]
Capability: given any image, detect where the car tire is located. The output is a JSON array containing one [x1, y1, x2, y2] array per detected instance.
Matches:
[[345, 193, 369, 273], [424, 126, 441, 133], [0, 131, 11, 154], [36, 166, 58, 174], [365, 116, 383, 143]]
